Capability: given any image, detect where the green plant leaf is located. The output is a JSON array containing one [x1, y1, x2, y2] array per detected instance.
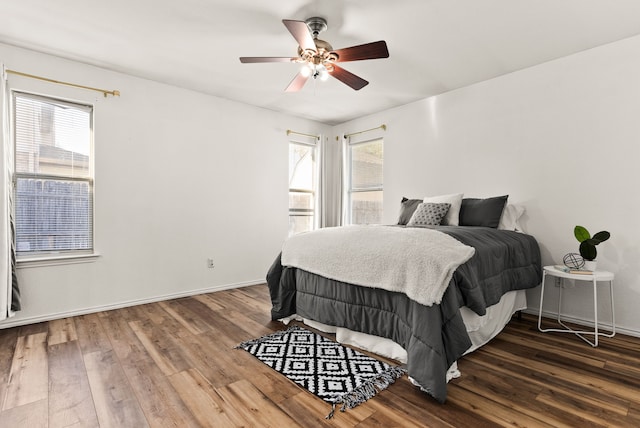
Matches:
[[574, 225, 590, 243], [592, 231, 610, 243], [579, 241, 597, 261]]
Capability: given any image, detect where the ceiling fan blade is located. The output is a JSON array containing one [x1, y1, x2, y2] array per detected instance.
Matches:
[[332, 40, 389, 62], [239, 57, 296, 63], [282, 19, 317, 52], [285, 72, 310, 92], [329, 64, 369, 90]]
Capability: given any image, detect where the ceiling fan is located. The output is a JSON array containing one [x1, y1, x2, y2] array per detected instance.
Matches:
[[239, 17, 389, 92]]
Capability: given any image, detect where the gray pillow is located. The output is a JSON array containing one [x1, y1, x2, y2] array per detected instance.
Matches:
[[407, 203, 451, 227], [397, 197, 422, 225], [459, 195, 508, 228]]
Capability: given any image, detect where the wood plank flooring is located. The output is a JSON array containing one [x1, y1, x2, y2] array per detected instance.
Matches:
[[0, 284, 639, 427]]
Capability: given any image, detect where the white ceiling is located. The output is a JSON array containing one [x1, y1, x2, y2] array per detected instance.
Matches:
[[2, 1, 640, 125]]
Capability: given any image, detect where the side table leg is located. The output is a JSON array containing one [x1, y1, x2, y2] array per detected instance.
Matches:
[[557, 275, 563, 323], [538, 271, 547, 331], [593, 276, 598, 347], [610, 280, 616, 337]]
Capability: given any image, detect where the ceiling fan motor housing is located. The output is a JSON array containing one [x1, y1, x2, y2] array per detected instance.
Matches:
[[305, 17, 328, 38]]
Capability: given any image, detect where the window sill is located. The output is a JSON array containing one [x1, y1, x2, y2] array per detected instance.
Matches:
[[17, 253, 101, 268]]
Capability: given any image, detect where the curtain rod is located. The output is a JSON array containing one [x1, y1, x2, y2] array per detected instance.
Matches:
[[286, 129, 320, 140], [343, 124, 386, 139], [5, 69, 120, 98]]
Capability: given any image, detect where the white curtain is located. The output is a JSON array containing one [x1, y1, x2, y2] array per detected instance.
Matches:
[[319, 135, 343, 228], [341, 135, 349, 226], [0, 65, 20, 320]]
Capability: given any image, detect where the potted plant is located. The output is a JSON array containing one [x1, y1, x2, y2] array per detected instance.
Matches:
[[574, 225, 610, 271]]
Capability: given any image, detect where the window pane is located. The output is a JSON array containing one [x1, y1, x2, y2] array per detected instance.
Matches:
[[289, 215, 314, 236], [289, 143, 315, 191], [15, 178, 92, 253], [289, 141, 316, 236], [349, 138, 383, 225], [351, 139, 383, 189], [289, 191, 314, 211], [350, 191, 383, 225], [13, 92, 94, 257], [15, 94, 91, 178]]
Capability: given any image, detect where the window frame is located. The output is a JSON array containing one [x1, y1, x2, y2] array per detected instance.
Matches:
[[12, 90, 97, 264], [346, 137, 383, 225], [288, 138, 319, 236]]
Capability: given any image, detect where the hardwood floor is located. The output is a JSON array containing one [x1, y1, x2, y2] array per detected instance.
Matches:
[[0, 284, 639, 427]]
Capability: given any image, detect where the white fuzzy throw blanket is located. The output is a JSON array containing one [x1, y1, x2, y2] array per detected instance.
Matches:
[[281, 225, 475, 307]]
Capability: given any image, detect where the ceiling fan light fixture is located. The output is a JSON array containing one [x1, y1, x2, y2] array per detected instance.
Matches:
[[300, 63, 312, 77], [318, 65, 330, 81], [300, 63, 329, 81]]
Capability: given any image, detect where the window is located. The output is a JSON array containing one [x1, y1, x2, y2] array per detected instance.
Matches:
[[13, 92, 94, 258], [288, 141, 317, 235], [347, 138, 383, 224]]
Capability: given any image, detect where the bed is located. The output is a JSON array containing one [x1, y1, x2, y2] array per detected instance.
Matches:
[[266, 196, 542, 403]]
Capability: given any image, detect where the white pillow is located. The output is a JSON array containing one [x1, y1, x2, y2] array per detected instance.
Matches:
[[498, 204, 525, 232], [423, 193, 463, 226]]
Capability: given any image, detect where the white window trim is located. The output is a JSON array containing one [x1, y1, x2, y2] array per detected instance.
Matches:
[[288, 138, 320, 234], [17, 252, 101, 268], [12, 90, 97, 262], [345, 137, 383, 225]]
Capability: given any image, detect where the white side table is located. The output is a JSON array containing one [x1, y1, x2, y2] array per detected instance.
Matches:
[[538, 265, 615, 347]]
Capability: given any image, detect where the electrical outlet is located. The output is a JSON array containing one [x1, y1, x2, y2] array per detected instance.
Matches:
[[207, 258, 215, 269]]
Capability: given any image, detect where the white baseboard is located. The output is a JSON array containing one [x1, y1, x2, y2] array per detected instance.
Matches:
[[523, 308, 640, 339], [5, 290, 639, 340], [0, 279, 265, 329]]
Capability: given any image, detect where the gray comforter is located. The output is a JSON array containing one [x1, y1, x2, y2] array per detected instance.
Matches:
[[266, 225, 542, 402]]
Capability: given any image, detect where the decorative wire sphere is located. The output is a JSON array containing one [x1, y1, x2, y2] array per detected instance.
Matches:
[[563, 253, 585, 269]]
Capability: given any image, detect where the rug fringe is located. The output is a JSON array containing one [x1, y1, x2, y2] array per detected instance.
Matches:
[[328, 365, 407, 418], [325, 403, 336, 420]]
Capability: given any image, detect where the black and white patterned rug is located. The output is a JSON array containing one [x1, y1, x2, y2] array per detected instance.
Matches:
[[235, 325, 406, 419]]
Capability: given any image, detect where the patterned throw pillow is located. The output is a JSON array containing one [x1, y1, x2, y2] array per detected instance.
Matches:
[[423, 193, 463, 226], [407, 203, 451, 226]]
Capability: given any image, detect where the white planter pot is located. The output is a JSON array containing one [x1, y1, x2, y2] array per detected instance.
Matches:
[[583, 260, 597, 272]]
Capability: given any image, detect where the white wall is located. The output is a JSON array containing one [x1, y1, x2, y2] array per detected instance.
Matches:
[[3, 34, 639, 333], [0, 43, 330, 326], [333, 35, 640, 335]]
